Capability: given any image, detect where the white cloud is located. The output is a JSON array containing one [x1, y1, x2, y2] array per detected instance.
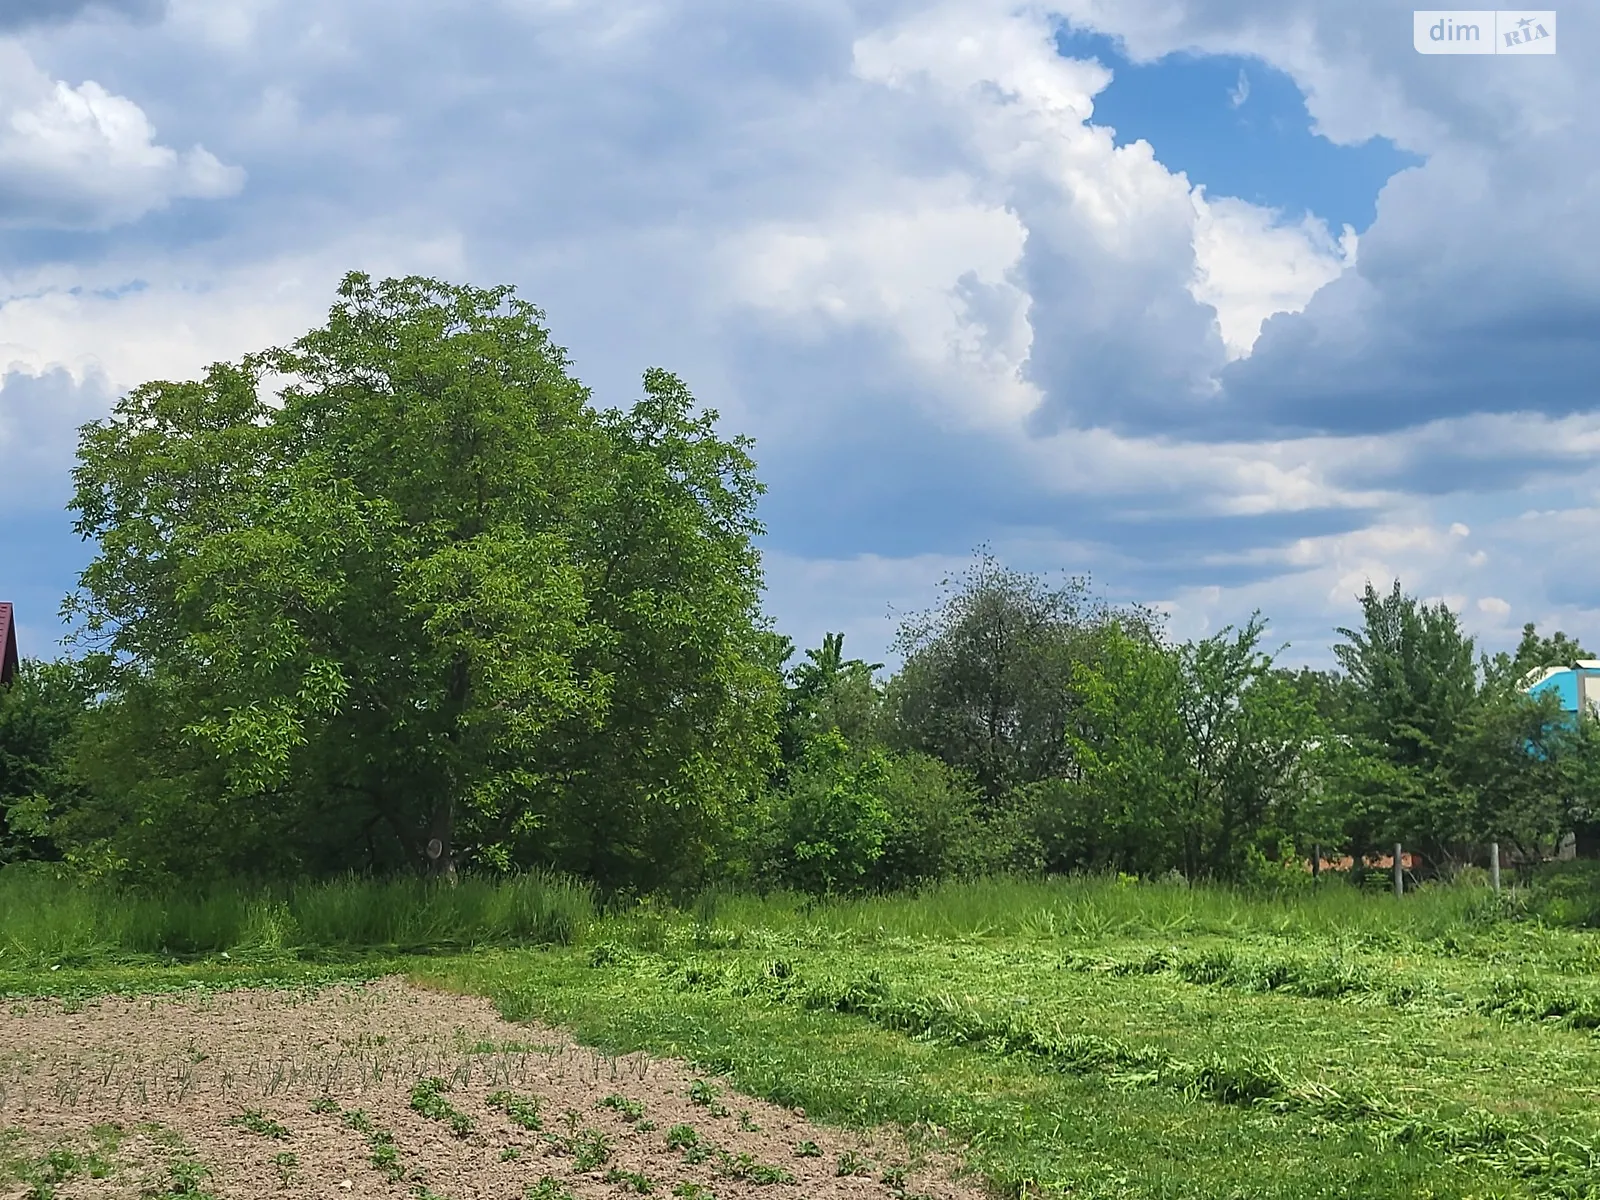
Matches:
[[2, 0, 1594, 671], [0, 229, 467, 509], [1190, 192, 1355, 360], [0, 40, 243, 229], [720, 183, 1038, 428], [0, 229, 465, 392]]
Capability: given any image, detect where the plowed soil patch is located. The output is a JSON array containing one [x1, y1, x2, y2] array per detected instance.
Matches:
[[0, 977, 983, 1200]]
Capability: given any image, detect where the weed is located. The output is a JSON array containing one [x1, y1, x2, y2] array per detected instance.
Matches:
[[229, 1109, 290, 1139], [341, 1109, 374, 1135], [368, 1130, 404, 1183], [794, 1141, 821, 1158], [310, 1095, 339, 1115], [671, 1186, 715, 1200], [715, 1150, 793, 1185], [500, 1147, 520, 1162], [161, 1158, 216, 1198], [601, 1093, 645, 1122], [488, 1089, 543, 1130], [573, 1128, 612, 1172], [604, 1167, 654, 1192], [526, 1177, 578, 1199], [271, 1152, 297, 1188], [836, 1150, 869, 1177], [737, 1110, 758, 1132], [666, 1124, 699, 1151], [410, 1077, 474, 1138]]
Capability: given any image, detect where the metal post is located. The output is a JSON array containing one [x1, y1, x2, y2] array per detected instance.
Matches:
[[1393, 843, 1404, 898], [1490, 841, 1501, 893]]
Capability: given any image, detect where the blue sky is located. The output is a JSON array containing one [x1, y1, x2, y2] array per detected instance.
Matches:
[[0, 0, 1595, 670]]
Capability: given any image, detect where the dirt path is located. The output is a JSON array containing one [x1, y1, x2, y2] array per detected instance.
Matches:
[[0, 978, 985, 1200]]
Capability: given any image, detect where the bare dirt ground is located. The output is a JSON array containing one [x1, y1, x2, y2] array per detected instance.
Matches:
[[0, 978, 986, 1200]]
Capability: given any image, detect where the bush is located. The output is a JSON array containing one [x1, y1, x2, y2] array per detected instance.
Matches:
[[1525, 860, 1600, 928], [758, 732, 890, 895], [870, 751, 991, 891]]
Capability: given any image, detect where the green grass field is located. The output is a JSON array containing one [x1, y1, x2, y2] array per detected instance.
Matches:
[[5, 872, 1599, 1199]]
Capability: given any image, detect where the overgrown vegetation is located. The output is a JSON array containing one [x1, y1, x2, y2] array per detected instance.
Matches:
[[2, 272, 1597, 901]]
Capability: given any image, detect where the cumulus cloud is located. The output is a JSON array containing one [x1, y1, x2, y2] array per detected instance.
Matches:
[[844, 1, 1360, 433], [1190, 192, 1355, 360], [720, 185, 1037, 429], [0, 41, 242, 229], [1050, 0, 1600, 437], [0, 0, 1594, 667]]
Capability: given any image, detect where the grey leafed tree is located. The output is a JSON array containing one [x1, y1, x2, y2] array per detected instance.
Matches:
[[884, 551, 1156, 801], [63, 273, 780, 887]]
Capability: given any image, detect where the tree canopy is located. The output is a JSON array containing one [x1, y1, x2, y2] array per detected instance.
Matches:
[[59, 273, 780, 889]]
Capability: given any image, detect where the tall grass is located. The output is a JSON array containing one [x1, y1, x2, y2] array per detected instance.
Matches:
[[684, 873, 1510, 946], [0, 868, 595, 965], [0, 865, 1535, 967]]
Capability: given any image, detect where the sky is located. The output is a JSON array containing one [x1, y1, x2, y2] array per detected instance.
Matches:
[[0, 0, 1594, 670]]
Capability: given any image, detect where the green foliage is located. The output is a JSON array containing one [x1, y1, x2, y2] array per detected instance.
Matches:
[[886, 553, 1155, 799], [778, 632, 883, 774], [1525, 860, 1600, 928], [599, 1093, 644, 1122], [1057, 616, 1323, 880], [1331, 581, 1481, 858], [0, 658, 94, 865], [754, 733, 889, 894], [60, 272, 778, 890], [408, 1077, 474, 1137], [488, 1089, 544, 1130], [229, 1109, 290, 1139], [0, 867, 592, 964]]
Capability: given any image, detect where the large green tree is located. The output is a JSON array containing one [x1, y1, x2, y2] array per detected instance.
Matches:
[[1331, 581, 1480, 863], [63, 273, 779, 888]]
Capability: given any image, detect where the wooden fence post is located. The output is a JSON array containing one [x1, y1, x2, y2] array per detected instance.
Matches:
[[1490, 841, 1501, 894], [1312, 844, 1321, 880], [1393, 843, 1404, 898]]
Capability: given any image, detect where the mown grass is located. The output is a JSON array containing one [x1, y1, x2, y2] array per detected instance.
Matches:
[[427, 873, 1600, 1200], [437, 949, 1548, 1200]]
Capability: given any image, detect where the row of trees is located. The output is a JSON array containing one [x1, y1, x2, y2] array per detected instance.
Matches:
[[747, 568, 1600, 893], [2, 273, 1596, 893]]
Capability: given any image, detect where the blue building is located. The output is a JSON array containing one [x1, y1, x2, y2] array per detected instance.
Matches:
[[1522, 660, 1600, 719]]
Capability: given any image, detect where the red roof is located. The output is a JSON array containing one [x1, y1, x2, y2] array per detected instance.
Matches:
[[0, 603, 17, 687]]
